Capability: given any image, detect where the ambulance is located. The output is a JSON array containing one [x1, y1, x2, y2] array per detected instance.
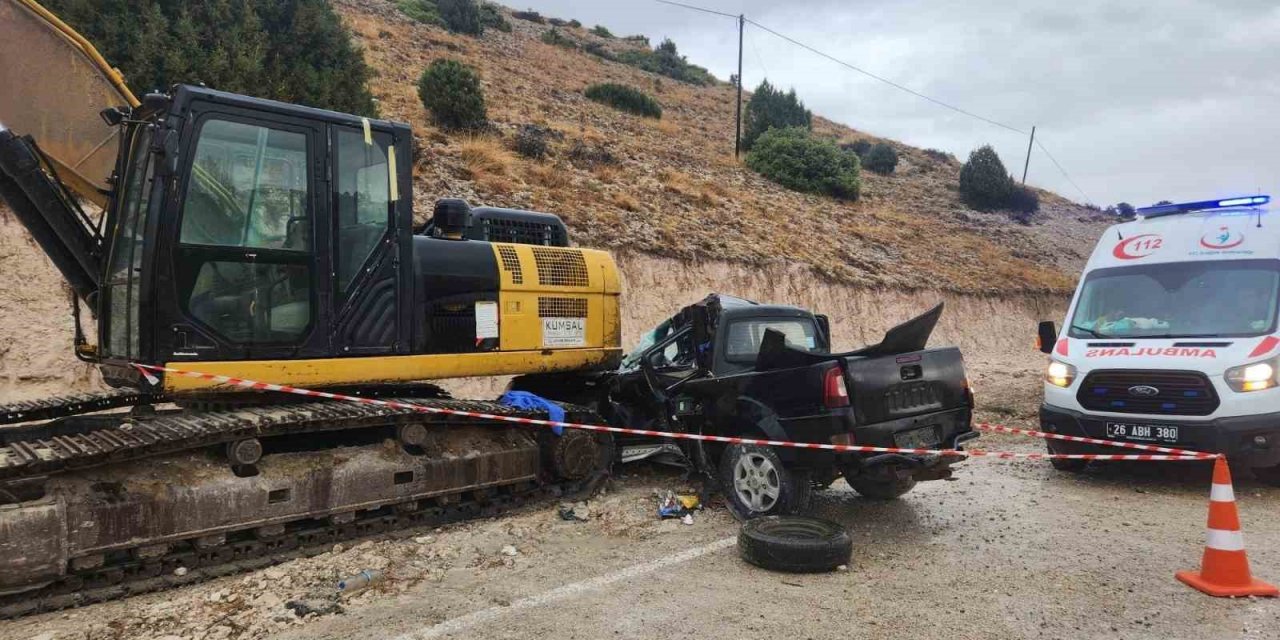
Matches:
[[1036, 195, 1280, 484]]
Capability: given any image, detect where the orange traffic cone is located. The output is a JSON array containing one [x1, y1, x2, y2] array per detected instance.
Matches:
[[1176, 457, 1278, 597]]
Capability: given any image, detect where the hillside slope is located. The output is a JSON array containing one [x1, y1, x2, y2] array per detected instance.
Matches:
[[338, 0, 1111, 292]]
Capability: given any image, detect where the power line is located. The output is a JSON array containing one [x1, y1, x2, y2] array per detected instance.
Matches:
[[744, 18, 1027, 136], [653, 0, 737, 19], [746, 25, 770, 82], [1034, 137, 1093, 204]]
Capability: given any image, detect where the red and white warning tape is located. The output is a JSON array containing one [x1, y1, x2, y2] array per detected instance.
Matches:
[[133, 364, 1214, 462]]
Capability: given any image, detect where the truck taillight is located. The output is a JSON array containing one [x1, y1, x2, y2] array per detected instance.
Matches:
[[824, 366, 850, 408]]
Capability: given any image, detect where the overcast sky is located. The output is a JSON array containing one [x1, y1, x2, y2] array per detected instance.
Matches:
[[515, 0, 1280, 207]]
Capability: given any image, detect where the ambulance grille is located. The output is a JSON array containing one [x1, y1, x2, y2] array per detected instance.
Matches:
[[532, 247, 589, 287], [1076, 370, 1219, 416]]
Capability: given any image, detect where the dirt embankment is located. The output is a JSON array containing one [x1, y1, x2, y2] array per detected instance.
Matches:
[[0, 212, 1061, 403]]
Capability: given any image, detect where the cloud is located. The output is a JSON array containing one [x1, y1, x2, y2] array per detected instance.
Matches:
[[516, 0, 1279, 205]]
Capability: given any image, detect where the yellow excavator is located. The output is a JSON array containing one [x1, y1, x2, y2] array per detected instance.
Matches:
[[0, 0, 621, 615]]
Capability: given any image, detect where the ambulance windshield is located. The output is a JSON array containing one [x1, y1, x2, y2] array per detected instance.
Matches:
[[1069, 259, 1280, 339]]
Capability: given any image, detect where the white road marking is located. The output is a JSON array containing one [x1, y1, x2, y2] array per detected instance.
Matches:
[[392, 536, 738, 639]]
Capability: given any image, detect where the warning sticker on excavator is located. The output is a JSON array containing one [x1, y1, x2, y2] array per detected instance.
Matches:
[[475, 301, 499, 340], [542, 317, 586, 348]]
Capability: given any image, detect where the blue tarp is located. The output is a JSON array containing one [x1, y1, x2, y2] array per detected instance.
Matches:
[[498, 391, 566, 435]]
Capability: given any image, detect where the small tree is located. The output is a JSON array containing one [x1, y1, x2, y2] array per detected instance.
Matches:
[[742, 80, 812, 150], [959, 145, 1014, 210], [863, 143, 899, 175], [438, 0, 482, 35], [591, 25, 613, 38], [1115, 202, 1136, 217], [746, 127, 860, 201], [417, 59, 487, 130], [478, 3, 512, 32]]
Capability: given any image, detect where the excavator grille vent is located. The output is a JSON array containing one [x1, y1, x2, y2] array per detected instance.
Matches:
[[497, 245, 523, 284], [532, 247, 589, 287], [538, 297, 588, 318]]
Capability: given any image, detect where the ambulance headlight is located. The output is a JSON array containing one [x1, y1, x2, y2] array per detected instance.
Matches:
[[1226, 358, 1279, 393], [1045, 361, 1076, 388]]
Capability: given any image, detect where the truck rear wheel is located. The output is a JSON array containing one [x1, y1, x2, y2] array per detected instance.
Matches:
[[719, 444, 811, 520], [845, 474, 917, 500]]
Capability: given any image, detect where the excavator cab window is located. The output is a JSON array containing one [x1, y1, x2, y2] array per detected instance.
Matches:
[[100, 126, 155, 360], [334, 127, 392, 297], [175, 117, 315, 345]]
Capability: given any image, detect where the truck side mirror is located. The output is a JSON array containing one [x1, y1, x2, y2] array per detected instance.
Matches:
[[1037, 321, 1058, 354]]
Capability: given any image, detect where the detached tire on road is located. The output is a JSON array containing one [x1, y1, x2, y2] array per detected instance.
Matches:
[[738, 516, 852, 573]]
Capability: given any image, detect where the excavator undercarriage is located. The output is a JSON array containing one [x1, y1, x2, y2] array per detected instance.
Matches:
[[0, 391, 612, 617]]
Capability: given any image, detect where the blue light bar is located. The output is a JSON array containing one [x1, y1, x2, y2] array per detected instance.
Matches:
[[1137, 195, 1270, 218]]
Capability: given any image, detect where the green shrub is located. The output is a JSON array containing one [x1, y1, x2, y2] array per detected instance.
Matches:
[[541, 28, 576, 49], [438, 0, 482, 35], [1008, 185, 1040, 222], [1114, 202, 1135, 217], [568, 19, 582, 28], [742, 80, 812, 150], [922, 148, 955, 163], [417, 59, 487, 130], [514, 124, 551, 159], [478, 3, 512, 32], [615, 38, 715, 86], [584, 83, 662, 118], [959, 145, 1014, 210], [397, 0, 444, 26], [511, 9, 543, 23], [841, 139, 872, 157], [548, 17, 569, 27], [46, 0, 378, 116], [582, 42, 616, 61], [591, 25, 613, 38], [746, 127, 861, 201], [864, 143, 899, 175]]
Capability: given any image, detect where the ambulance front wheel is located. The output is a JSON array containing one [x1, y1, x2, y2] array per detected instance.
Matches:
[[1251, 464, 1280, 487], [1046, 442, 1087, 472]]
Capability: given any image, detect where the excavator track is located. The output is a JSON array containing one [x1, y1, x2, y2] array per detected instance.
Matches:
[[0, 388, 160, 426], [0, 472, 597, 618], [0, 397, 531, 482], [0, 399, 613, 617]]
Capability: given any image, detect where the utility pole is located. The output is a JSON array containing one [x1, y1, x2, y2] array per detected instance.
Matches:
[[734, 14, 744, 159], [1021, 125, 1036, 185]]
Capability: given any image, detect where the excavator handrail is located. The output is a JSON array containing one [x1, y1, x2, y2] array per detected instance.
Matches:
[[15, 0, 139, 108]]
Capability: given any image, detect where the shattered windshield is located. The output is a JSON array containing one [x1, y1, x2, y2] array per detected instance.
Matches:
[[620, 318, 674, 370], [1069, 259, 1280, 339]]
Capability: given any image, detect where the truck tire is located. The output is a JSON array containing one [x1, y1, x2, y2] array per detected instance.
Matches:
[[845, 474, 917, 500], [719, 444, 811, 520], [738, 516, 852, 573], [1252, 464, 1280, 487]]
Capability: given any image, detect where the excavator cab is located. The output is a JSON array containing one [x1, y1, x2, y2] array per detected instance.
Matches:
[[0, 0, 622, 393], [94, 86, 414, 370]]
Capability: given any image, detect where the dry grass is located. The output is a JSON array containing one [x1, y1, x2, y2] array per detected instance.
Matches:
[[337, 0, 1106, 294], [524, 162, 573, 190], [456, 135, 513, 181], [608, 191, 641, 212]]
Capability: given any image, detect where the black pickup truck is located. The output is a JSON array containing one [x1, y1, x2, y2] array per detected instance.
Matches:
[[601, 294, 977, 518]]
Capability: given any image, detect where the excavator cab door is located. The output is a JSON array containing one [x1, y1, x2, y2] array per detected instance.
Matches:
[[159, 99, 328, 361]]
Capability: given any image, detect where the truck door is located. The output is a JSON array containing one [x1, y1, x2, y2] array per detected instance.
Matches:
[[167, 108, 325, 360]]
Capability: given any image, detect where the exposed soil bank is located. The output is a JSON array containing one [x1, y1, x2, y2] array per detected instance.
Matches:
[[0, 219, 1064, 403]]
